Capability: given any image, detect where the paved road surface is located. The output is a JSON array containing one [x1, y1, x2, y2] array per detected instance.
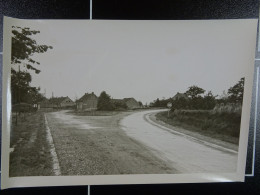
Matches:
[[120, 109, 238, 173], [46, 109, 238, 175], [45, 110, 176, 175]]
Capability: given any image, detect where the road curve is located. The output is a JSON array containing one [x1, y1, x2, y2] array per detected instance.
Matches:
[[120, 109, 238, 173]]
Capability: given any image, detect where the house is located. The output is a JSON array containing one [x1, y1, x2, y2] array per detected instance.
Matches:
[[49, 96, 75, 108], [111, 97, 141, 110], [77, 92, 98, 111], [172, 92, 188, 100], [39, 96, 75, 109], [123, 98, 141, 109], [111, 99, 127, 109]]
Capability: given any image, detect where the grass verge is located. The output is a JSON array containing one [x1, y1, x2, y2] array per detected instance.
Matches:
[[9, 111, 53, 176], [155, 110, 241, 145]]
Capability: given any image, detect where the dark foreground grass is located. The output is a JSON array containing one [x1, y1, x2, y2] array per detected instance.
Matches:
[[9, 111, 53, 177], [156, 110, 241, 144]]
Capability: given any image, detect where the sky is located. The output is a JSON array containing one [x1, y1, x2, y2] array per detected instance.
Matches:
[[10, 19, 257, 105]]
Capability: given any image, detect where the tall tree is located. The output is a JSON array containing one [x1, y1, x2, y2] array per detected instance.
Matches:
[[11, 26, 53, 104], [185, 85, 205, 99], [97, 91, 115, 111], [203, 91, 216, 109], [11, 26, 53, 73], [153, 98, 160, 107], [228, 78, 245, 103], [11, 69, 31, 104]]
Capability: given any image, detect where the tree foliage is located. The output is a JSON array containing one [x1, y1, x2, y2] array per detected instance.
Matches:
[[172, 97, 189, 110], [113, 101, 127, 110], [203, 91, 217, 109], [11, 26, 53, 105], [151, 79, 244, 111], [11, 26, 53, 74], [150, 97, 172, 108], [227, 78, 245, 103], [97, 91, 115, 111], [11, 69, 45, 104], [185, 85, 205, 99]]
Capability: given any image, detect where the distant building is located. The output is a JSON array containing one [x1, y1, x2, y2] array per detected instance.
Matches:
[[112, 97, 141, 109], [49, 96, 75, 108], [40, 96, 75, 109], [123, 98, 141, 109], [77, 92, 98, 111], [111, 99, 125, 105], [172, 92, 188, 100]]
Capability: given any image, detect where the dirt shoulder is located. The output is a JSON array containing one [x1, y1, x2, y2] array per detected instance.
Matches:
[[46, 110, 177, 175], [9, 111, 53, 177], [150, 111, 238, 152]]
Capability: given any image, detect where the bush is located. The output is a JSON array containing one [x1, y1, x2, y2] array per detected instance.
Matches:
[[156, 110, 241, 139]]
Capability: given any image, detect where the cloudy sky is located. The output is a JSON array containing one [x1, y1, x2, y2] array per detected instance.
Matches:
[[10, 19, 257, 104]]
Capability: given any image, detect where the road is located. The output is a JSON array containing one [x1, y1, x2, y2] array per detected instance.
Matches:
[[45, 110, 176, 175], [46, 109, 238, 175], [120, 109, 238, 173]]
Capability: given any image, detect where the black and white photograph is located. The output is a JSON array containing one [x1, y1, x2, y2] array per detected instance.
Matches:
[[1, 17, 257, 188]]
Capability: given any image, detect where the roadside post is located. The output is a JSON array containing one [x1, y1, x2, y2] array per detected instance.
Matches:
[[167, 102, 172, 117]]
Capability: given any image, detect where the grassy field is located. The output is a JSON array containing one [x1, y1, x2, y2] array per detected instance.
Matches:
[[156, 110, 241, 144], [9, 111, 53, 177]]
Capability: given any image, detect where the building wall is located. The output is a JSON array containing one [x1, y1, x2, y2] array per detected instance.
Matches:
[[79, 95, 98, 110], [125, 99, 140, 109], [60, 98, 75, 108], [77, 102, 83, 110]]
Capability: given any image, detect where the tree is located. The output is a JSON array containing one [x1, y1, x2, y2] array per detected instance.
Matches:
[[24, 87, 46, 104], [185, 85, 205, 99], [153, 98, 160, 107], [171, 97, 189, 110], [228, 78, 245, 103], [113, 101, 127, 110], [97, 91, 115, 111], [11, 26, 53, 105], [11, 69, 32, 104], [11, 69, 45, 104], [203, 91, 216, 109], [11, 26, 53, 73]]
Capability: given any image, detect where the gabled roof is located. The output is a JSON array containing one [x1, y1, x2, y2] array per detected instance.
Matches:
[[111, 99, 124, 103], [49, 96, 72, 104], [111, 98, 137, 104], [123, 98, 136, 102], [111, 99, 126, 105], [173, 92, 188, 100], [77, 92, 98, 102]]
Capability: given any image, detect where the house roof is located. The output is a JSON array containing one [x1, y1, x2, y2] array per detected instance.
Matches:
[[77, 92, 97, 102], [111, 99, 125, 104], [123, 98, 136, 102], [173, 93, 188, 100], [49, 96, 72, 104], [111, 98, 137, 104]]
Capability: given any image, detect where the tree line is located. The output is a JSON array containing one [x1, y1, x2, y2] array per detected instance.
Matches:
[[150, 77, 245, 110]]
